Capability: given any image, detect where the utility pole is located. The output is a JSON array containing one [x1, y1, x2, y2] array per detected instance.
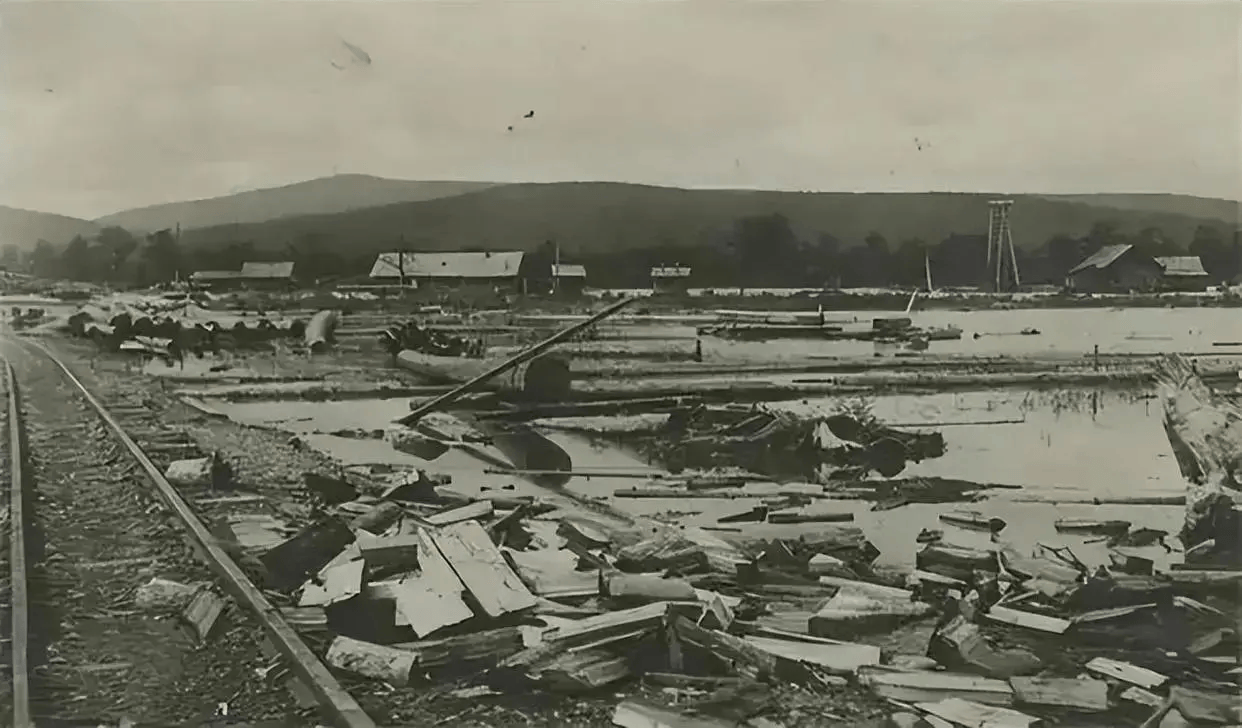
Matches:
[[552, 240, 560, 295], [986, 200, 1020, 292], [397, 234, 406, 290]]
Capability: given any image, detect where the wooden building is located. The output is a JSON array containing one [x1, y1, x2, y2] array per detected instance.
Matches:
[[191, 261, 297, 292], [1065, 245, 1161, 293], [370, 251, 527, 291], [651, 265, 692, 294], [550, 264, 587, 295], [1155, 256, 1211, 292]]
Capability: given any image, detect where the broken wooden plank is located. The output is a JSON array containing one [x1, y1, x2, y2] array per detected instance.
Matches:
[[1053, 518, 1131, 535], [915, 698, 1040, 728], [857, 668, 1014, 706], [743, 634, 880, 674], [358, 534, 421, 569], [430, 520, 537, 618], [929, 615, 1042, 679], [426, 499, 494, 527], [1009, 676, 1108, 712], [502, 602, 670, 669], [391, 626, 524, 669], [1084, 657, 1168, 689], [672, 615, 811, 684], [557, 519, 612, 550], [1170, 685, 1242, 724], [505, 548, 599, 598], [603, 573, 697, 604], [612, 699, 738, 728], [532, 648, 631, 691], [809, 584, 934, 639], [616, 531, 709, 573], [393, 528, 474, 638], [298, 559, 364, 607], [182, 590, 226, 643], [325, 635, 416, 686], [985, 606, 1071, 635]]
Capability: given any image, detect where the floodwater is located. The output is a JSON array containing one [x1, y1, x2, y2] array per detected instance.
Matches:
[[203, 384, 1190, 572], [597, 307, 1242, 361]]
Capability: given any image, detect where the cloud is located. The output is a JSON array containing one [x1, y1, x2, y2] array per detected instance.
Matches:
[[0, 0, 1237, 219]]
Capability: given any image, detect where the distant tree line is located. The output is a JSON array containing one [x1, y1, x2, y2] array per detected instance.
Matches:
[[8, 214, 1241, 290], [572, 215, 1242, 290]]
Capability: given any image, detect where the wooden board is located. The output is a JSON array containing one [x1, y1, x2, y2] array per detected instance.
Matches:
[[425, 500, 494, 527], [1010, 676, 1108, 712], [744, 634, 880, 674], [857, 668, 1014, 706], [299, 559, 364, 607], [392, 528, 474, 637], [430, 521, 537, 618], [915, 698, 1039, 728], [1084, 657, 1167, 689], [986, 606, 1071, 635]]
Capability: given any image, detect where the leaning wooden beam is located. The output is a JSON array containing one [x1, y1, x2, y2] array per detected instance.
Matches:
[[1152, 354, 1242, 542], [396, 296, 637, 426]]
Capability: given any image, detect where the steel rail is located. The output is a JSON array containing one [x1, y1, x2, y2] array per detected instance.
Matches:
[[12, 339, 376, 728], [7, 360, 33, 728]]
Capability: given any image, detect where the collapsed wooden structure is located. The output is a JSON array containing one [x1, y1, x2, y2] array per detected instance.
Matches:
[[1153, 354, 1242, 562]]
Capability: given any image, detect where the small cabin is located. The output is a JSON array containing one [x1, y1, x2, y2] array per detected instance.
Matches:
[[650, 265, 692, 294]]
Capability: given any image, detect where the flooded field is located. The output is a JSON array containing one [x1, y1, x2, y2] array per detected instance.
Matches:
[[204, 384, 1188, 574]]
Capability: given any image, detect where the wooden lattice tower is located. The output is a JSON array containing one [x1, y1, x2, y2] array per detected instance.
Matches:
[[986, 199, 1021, 292]]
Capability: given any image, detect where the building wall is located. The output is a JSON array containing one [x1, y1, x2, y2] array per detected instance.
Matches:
[[652, 278, 690, 294], [414, 275, 521, 291], [1161, 275, 1210, 292], [239, 278, 296, 291]]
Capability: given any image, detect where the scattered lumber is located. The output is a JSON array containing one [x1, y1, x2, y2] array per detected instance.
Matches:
[[391, 528, 474, 638], [392, 626, 525, 670], [430, 521, 537, 618]]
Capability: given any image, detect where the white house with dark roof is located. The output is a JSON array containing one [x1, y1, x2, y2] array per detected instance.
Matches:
[[370, 251, 527, 289]]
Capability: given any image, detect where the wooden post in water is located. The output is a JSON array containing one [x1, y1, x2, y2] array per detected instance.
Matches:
[[1093, 344, 1100, 371]]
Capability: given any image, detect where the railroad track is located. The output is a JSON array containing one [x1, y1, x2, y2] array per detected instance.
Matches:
[[0, 337, 375, 728]]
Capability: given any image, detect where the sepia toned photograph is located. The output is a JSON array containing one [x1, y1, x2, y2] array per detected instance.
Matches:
[[0, 1, 1239, 726]]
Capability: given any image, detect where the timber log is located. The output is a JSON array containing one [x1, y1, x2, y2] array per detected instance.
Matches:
[[394, 350, 572, 403]]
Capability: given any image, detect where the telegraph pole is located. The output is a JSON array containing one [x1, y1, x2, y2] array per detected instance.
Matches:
[[987, 200, 1020, 292]]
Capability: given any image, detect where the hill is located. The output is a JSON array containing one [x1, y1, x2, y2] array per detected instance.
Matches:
[[1037, 194, 1240, 227], [95, 175, 499, 232], [0, 205, 100, 250], [176, 182, 1238, 259]]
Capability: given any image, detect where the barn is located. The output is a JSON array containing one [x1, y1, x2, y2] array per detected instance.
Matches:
[[1065, 245, 1161, 293]]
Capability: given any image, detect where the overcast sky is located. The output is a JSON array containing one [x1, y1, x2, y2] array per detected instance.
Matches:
[[1, 0, 1238, 220]]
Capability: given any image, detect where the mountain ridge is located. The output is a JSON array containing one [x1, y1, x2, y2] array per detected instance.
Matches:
[[172, 181, 1239, 258]]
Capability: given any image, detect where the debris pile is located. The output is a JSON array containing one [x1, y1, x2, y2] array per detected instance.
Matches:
[[380, 319, 485, 358], [159, 455, 1239, 727], [642, 404, 946, 481]]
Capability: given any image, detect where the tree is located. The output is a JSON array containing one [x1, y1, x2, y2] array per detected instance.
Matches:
[[60, 235, 92, 280], [28, 239, 59, 278], [0, 244, 19, 271], [1189, 225, 1231, 281], [142, 229, 182, 282], [730, 213, 801, 286], [893, 238, 928, 287], [96, 226, 139, 278]]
